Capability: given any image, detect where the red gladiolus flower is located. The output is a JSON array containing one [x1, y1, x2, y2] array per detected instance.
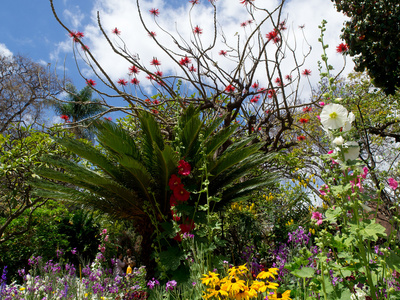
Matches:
[[302, 69, 312, 76], [149, 8, 159, 16], [225, 85, 235, 93], [60, 115, 69, 121], [112, 27, 121, 35], [178, 160, 191, 176], [117, 79, 128, 86], [169, 174, 182, 190], [179, 56, 191, 66], [189, 65, 197, 72], [148, 31, 156, 37], [131, 78, 140, 85], [86, 79, 96, 86], [299, 118, 309, 124], [150, 58, 161, 66], [193, 26, 203, 34], [129, 65, 140, 74], [297, 135, 306, 141], [219, 50, 227, 56], [173, 184, 190, 202], [336, 43, 348, 54]]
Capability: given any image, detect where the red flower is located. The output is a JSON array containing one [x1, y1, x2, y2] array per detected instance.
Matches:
[[129, 65, 140, 74], [250, 95, 260, 103], [112, 27, 121, 35], [86, 79, 96, 86], [279, 21, 287, 31], [151, 109, 159, 114], [76, 31, 84, 38], [225, 85, 236, 93], [219, 50, 227, 56], [267, 89, 276, 98], [169, 174, 182, 190], [131, 78, 140, 85], [155, 70, 163, 77], [173, 184, 190, 202], [299, 118, 309, 124], [190, 0, 199, 4], [193, 26, 203, 35], [251, 82, 259, 89], [149, 8, 159, 16], [258, 87, 267, 94], [179, 56, 191, 66], [180, 218, 195, 233], [240, 22, 247, 27], [146, 74, 155, 81], [104, 117, 112, 121], [189, 65, 197, 72], [117, 79, 128, 86], [302, 69, 312, 76], [60, 115, 69, 121], [302, 106, 312, 112], [153, 99, 160, 105], [336, 43, 348, 54], [150, 58, 161, 66], [275, 77, 282, 86], [148, 31, 156, 37], [178, 160, 191, 176], [285, 74, 292, 81], [297, 135, 306, 141], [266, 29, 280, 43]]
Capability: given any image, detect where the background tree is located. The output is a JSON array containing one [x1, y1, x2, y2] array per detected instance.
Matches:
[[52, 83, 106, 140], [0, 54, 61, 134], [332, 0, 400, 94]]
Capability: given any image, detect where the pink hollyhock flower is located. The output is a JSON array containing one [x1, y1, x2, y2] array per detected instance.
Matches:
[[361, 167, 368, 179], [319, 185, 330, 196], [178, 160, 191, 176], [311, 211, 323, 225], [388, 178, 398, 190]]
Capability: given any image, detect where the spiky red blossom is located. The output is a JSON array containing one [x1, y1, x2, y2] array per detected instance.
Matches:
[[267, 89, 276, 98], [219, 50, 227, 56], [303, 106, 312, 112], [86, 79, 96, 86], [149, 8, 159, 16], [225, 84, 236, 93], [258, 87, 267, 94], [151, 109, 159, 114], [179, 56, 191, 66], [60, 115, 69, 121], [302, 69, 312, 76], [131, 78, 140, 85], [285, 74, 292, 81], [251, 82, 259, 89], [112, 27, 121, 35], [129, 65, 140, 74], [155, 70, 163, 77], [189, 65, 197, 72], [153, 99, 160, 105], [76, 31, 84, 38], [250, 95, 260, 103], [148, 31, 156, 37], [117, 79, 128, 86], [275, 77, 282, 85], [193, 26, 203, 35], [299, 118, 309, 124], [150, 58, 161, 66], [297, 135, 306, 141], [240, 22, 247, 27], [146, 74, 155, 81], [336, 43, 349, 54], [266, 29, 279, 41]]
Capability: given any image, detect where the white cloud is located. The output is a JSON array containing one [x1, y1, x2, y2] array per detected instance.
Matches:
[[63, 6, 85, 28], [0, 43, 13, 57], [54, 0, 354, 101]]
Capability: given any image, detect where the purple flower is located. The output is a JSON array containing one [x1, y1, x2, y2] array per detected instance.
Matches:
[[56, 249, 64, 258], [71, 248, 77, 255], [166, 280, 177, 291], [147, 278, 160, 289]]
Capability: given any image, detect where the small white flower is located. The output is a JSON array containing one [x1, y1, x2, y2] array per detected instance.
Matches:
[[332, 136, 345, 146], [320, 103, 349, 130], [342, 141, 360, 161], [343, 112, 355, 132]]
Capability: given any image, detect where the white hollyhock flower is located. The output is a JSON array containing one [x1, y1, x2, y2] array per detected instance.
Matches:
[[332, 136, 345, 146], [320, 103, 349, 130], [343, 112, 355, 132], [342, 141, 360, 161]]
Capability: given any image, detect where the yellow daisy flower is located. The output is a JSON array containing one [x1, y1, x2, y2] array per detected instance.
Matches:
[[250, 280, 267, 293], [227, 264, 248, 277], [201, 271, 220, 286], [234, 286, 257, 300], [222, 277, 246, 295], [203, 284, 228, 299], [268, 290, 292, 299]]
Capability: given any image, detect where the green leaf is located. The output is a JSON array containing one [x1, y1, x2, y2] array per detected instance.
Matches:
[[387, 250, 400, 273], [291, 267, 315, 278], [360, 221, 387, 241], [159, 247, 185, 271]]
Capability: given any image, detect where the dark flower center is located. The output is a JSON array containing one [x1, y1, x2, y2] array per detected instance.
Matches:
[[215, 285, 221, 291], [231, 278, 236, 283]]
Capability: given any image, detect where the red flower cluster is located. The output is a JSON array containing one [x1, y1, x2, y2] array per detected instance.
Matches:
[[336, 43, 349, 54], [297, 135, 306, 141], [266, 29, 280, 43], [60, 115, 69, 121], [86, 79, 96, 86], [302, 106, 312, 112], [150, 58, 161, 66], [225, 84, 236, 93], [299, 118, 309, 124], [69, 31, 84, 42], [251, 82, 259, 89], [193, 26, 203, 35], [178, 160, 191, 176], [179, 56, 191, 66]]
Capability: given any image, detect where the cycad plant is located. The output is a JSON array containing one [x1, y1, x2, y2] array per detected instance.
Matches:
[[32, 106, 277, 277]]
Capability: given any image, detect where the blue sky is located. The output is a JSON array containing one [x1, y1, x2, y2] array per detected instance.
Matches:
[[0, 0, 354, 124]]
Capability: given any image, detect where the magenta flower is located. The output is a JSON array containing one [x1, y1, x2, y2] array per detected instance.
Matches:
[[311, 211, 323, 225], [388, 178, 398, 190]]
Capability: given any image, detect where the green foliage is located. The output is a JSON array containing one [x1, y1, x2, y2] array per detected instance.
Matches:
[[332, 0, 400, 94]]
